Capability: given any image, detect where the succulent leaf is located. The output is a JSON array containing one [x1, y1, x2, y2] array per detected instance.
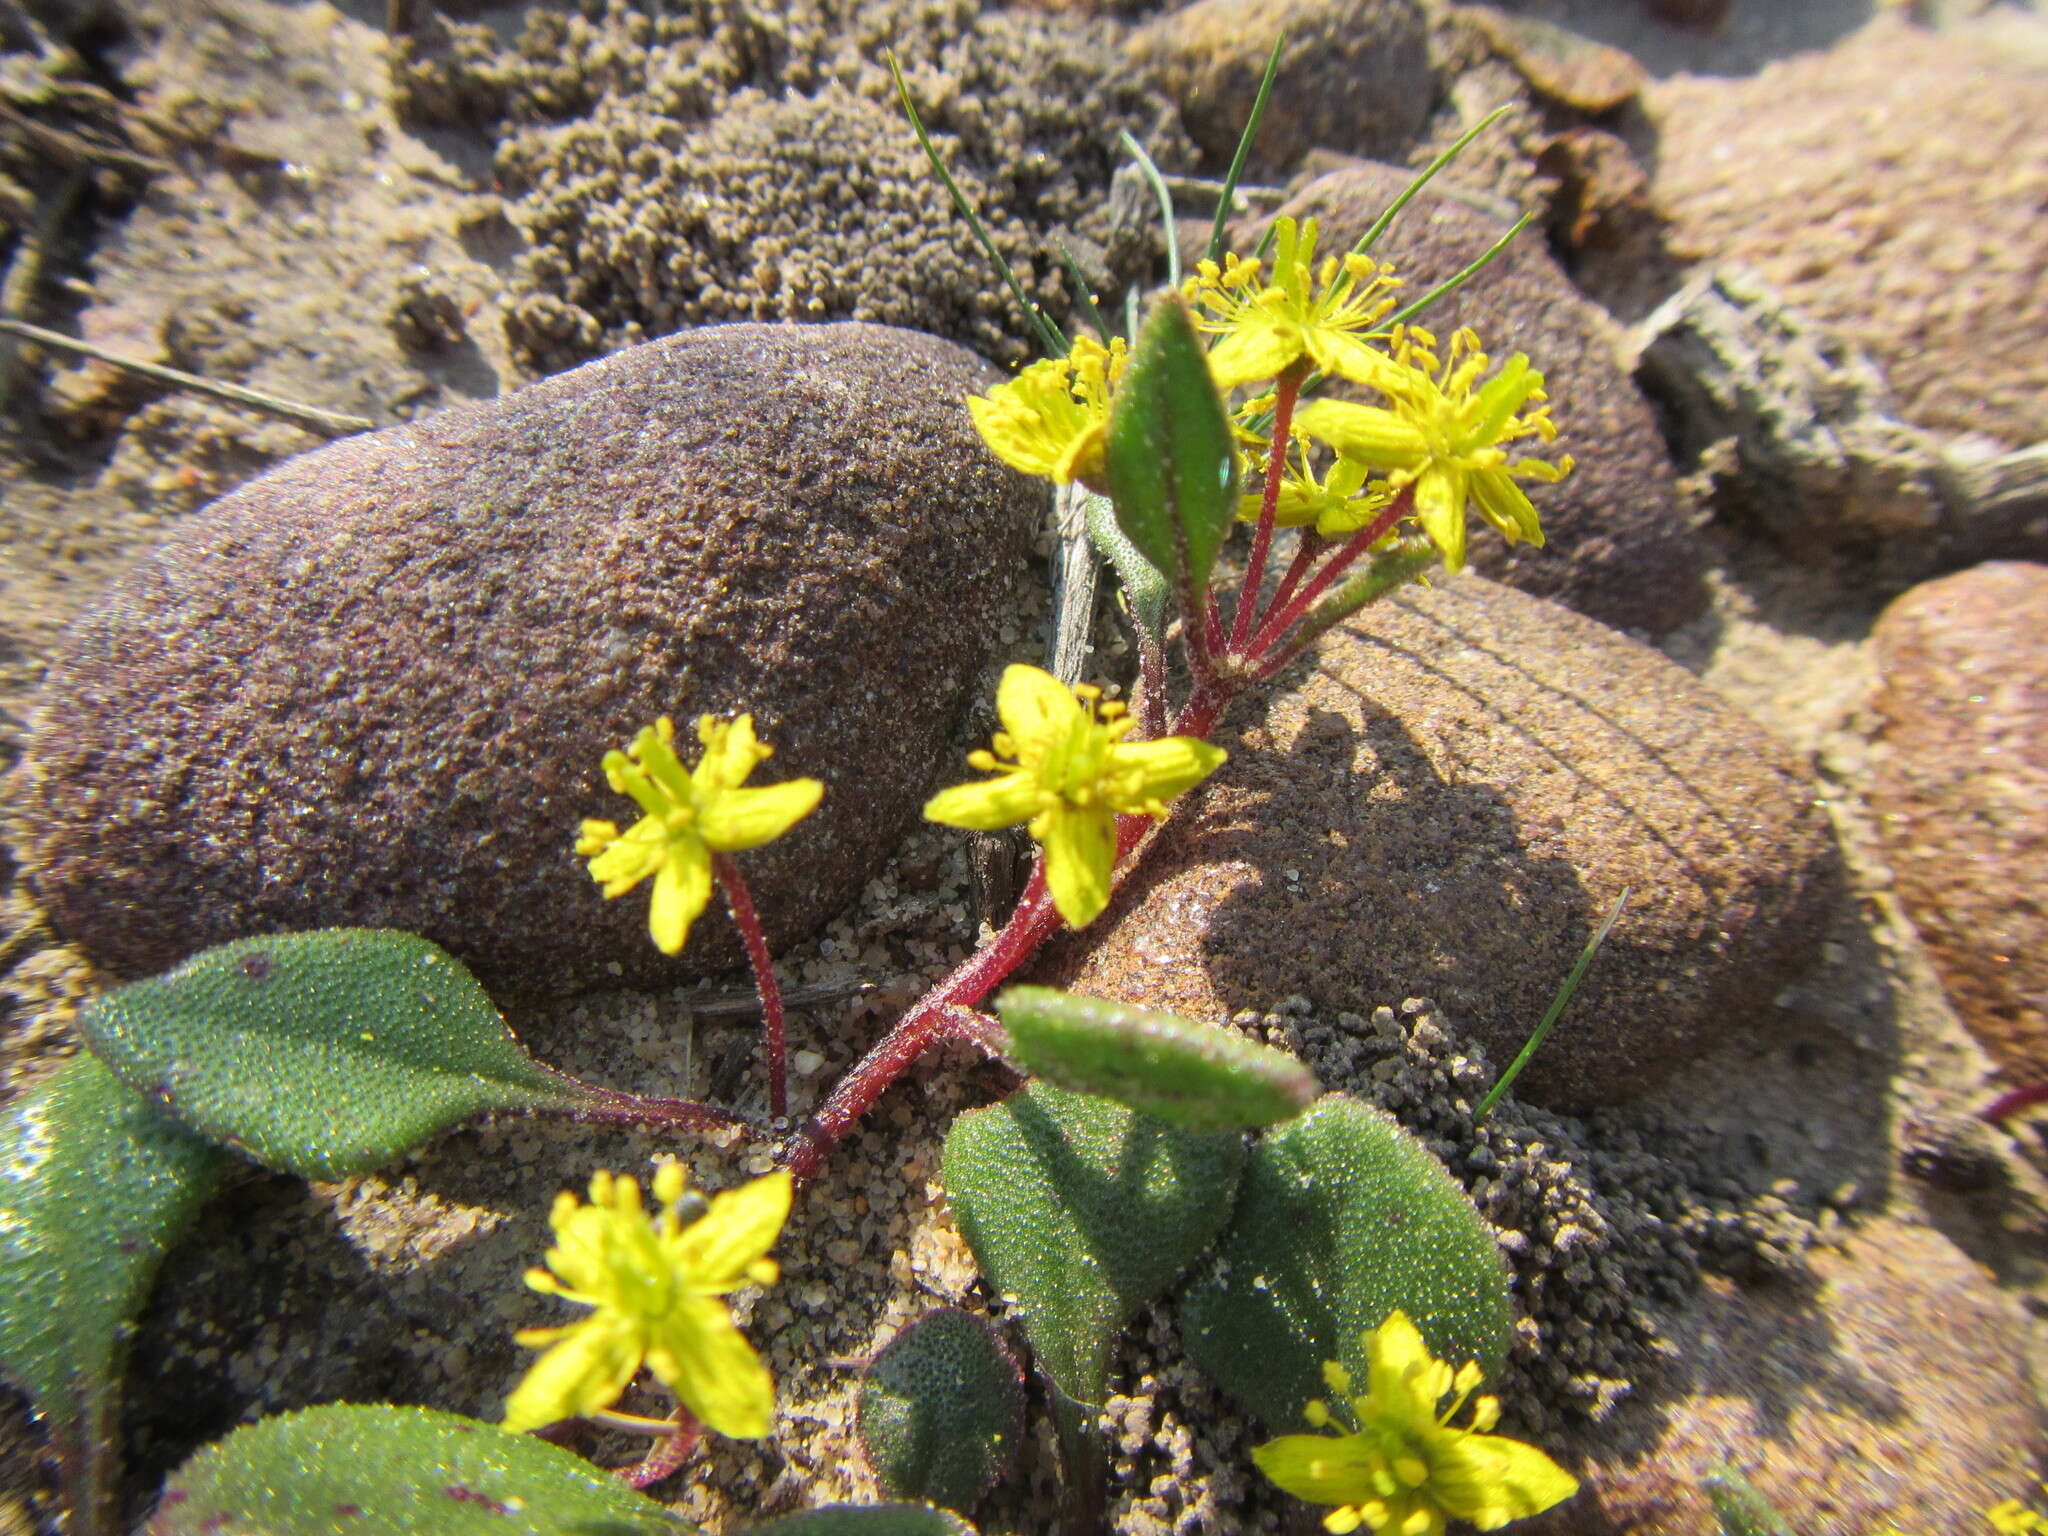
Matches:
[[144, 1403, 690, 1534], [1179, 1096, 1511, 1428], [78, 929, 589, 1179], [858, 1309, 1023, 1512], [997, 986, 1317, 1131], [0, 1054, 224, 1536], [940, 1081, 1243, 1411]]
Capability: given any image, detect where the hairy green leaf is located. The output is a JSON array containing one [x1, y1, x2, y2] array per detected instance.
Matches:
[[997, 987, 1316, 1132], [79, 929, 588, 1179], [1104, 298, 1238, 595], [0, 1054, 224, 1536], [858, 1309, 1022, 1513], [746, 1508, 976, 1536], [1179, 1096, 1511, 1429], [146, 1404, 690, 1534], [941, 1081, 1242, 1410]]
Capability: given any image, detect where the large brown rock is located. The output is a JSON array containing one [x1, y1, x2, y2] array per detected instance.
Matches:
[[1042, 575, 1838, 1110], [22, 323, 1037, 996], [1259, 164, 1709, 635], [1535, 1220, 2047, 1535], [1871, 561, 2048, 1080]]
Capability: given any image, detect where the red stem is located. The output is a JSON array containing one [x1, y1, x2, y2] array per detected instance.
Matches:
[[1983, 1082, 2048, 1123], [1136, 631, 1167, 740], [1264, 532, 1325, 627], [1245, 484, 1415, 661], [715, 854, 788, 1120], [1229, 365, 1305, 655], [618, 1408, 702, 1490]]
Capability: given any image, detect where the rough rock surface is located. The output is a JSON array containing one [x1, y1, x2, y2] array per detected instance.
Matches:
[[1125, 0, 1433, 172], [1263, 164, 1708, 634], [1648, 10, 2048, 448], [1533, 1219, 2047, 1535], [1634, 267, 2048, 585], [1870, 562, 2048, 1080], [1042, 575, 1839, 1110], [22, 322, 1037, 996], [395, 0, 1187, 371]]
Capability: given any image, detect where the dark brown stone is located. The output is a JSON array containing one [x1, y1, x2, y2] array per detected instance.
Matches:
[[1040, 575, 1837, 1110], [1871, 561, 2048, 1080], [1127, 0, 1433, 174], [1260, 163, 1709, 635], [1533, 1220, 2046, 1535], [23, 322, 1037, 997]]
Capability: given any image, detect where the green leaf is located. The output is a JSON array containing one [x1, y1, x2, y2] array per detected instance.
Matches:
[[1104, 297, 1238, 596], [79, 929, 589, 1179], [997, 987, 1316, 1132], [858, 1309, 1022, 1513], [745, 1508, 976, 1536], [940, 1081, 1243, 1410], [1179, 1096, 1511, 1430], [145, 1403, 691, 1534], [0, 1054, 225, 1536], [1703, 1465, 1794, 1536]]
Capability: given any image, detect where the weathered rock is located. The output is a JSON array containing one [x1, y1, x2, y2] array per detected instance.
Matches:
[[1462, 6, 1647, 114], [1041, 575, 1838, 1110], [1533, 1220, 2047, 1535], [1262, 164, 1708, 634], [1871, 562, 2048, 1080], [23, 322, 1037, 997], [1649, 11, 2048, 448], [1127, 0, 1433, 173], [1634, 267, 2048, 585]]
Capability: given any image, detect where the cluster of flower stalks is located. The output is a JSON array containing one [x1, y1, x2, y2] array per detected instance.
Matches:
[[576, 213, 1571, 1185]]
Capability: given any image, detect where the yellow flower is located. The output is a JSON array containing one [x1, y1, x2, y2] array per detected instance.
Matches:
[[923, 663, 1226, 927], [1182, 216, 1403, 393], [503, 1162, 791, 1438], [1294, 326, 1573, 574], [576, 714, 823, 956], [965, 335, 1126, 491], [1989, 1493, 2048, 1535], [1239, 428, 1397, 539], [1251, 1310, 1578, 1536]]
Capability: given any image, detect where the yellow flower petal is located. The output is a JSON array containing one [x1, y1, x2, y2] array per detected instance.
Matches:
[[651, 1295, 777, 1440], [1036, 802, 1116, 927], [1252, 1433, 1382, 1508], [1206, 321, 1304, 392], [1469, 468, 1545, 549], [1432, 1436, 1580, 1529], [647, 842, 713, 955], [675, 1170, 794, 1291], [1410, 466, 1468, 574], [924, 772, 1046, 832], [692, 713, 772, 795], [1105, 736, 1228, 813], [696, 778, 825, 851], [996, 662, 1084, 756], [1295, 400, 1429, 469], [501, 1313, 643, 1433]]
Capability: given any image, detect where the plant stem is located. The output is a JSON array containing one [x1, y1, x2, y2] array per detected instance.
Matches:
[[1264, 531, 1325, 626], [715, 854, 788, 1120], [612, 1407, 702, 1490], [1245, 483, 1414, 660], [1136, 629, 1167, 740], [1983, 1082, 2048, 1124], [1230, 362, 1305, 654], [563, 1086, 762, 1140]]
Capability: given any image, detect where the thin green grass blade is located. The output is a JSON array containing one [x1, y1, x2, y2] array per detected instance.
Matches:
[[889, 51, 1066, 358], [1054, 239, 1114, 344], [1117, 130, 1182, 294], [1475, 888, 1630, 1122], [1204, 32, 1287, 268], [1381, 210, 1537, 333], [1353, 103, 1516, 257]]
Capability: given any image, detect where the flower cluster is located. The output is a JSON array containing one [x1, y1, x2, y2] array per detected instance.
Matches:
[[503, 1162, 791, 1439], [1252, 1310, 1578, 1535], [965, 215, 1573, 577]]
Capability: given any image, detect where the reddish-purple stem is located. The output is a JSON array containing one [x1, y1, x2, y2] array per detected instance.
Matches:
[[618, 1410, 702, 1490], [561, 1086, 762, 1139], [1229, 365, 1305, 655], [1245, 484, 1415, 661], [1983, 1082, 2048, 1123], [1136, 632, 1167, 740], [714, 854, 788, 1120], [1264, 533, 1326, 630]]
